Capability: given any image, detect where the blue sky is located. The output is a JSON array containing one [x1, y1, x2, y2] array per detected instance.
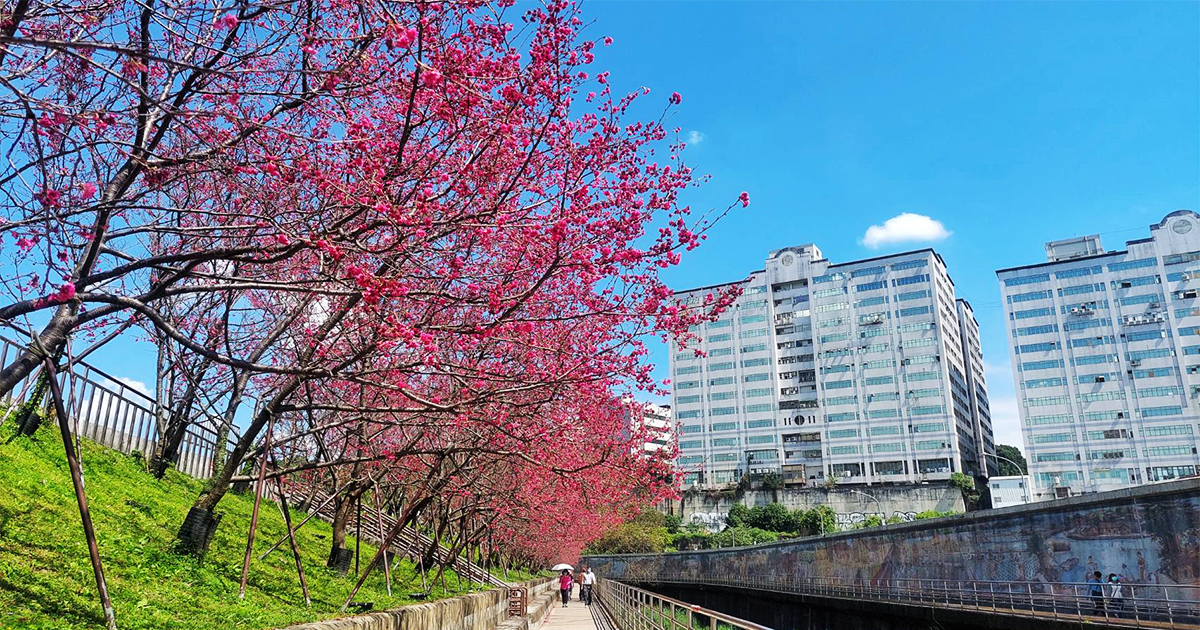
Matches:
[[48, 1, 1199, 451], [582, 1, 1200, 450]]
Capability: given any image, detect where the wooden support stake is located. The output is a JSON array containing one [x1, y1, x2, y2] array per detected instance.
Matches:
[[237, 418, 273, 599], [372, 487, 392, 597], [341, 497, 431, 610], [354, 495, 361, 576], [259, 476, 367, 561], [271, 472, 311, 606], [44, 358, 118, 630]]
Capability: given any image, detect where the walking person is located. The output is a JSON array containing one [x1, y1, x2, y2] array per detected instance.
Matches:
[[1087, 571, 1106, 614], [558, 569, 573, 608], [575, 566, 585, 601], [582, 566, 596, 605], [1108, 574, 1125, 616]]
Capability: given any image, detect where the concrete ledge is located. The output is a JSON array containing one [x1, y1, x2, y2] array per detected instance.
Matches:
[[280, 577, 554, 630]]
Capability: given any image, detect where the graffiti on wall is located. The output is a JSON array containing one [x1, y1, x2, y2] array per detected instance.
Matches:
[[689, 512, 726, 530], [834, 511, 919, 527], [591, 488, 1200, 604], [691, 510, 920, 530]]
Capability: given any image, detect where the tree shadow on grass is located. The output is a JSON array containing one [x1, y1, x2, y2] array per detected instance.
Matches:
[[0, 569, 106, 628]]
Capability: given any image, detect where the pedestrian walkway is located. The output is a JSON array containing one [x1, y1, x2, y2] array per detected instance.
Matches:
[[538, 598, 600, 630]]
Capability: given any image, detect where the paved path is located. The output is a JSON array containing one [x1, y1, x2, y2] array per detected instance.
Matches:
[[538, 597, 600, 630]]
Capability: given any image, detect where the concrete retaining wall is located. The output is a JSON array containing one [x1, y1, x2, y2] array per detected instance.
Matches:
[[280, 577, 555, 630], [592, 479, 1200, 601], [667, 484, 964, 531]]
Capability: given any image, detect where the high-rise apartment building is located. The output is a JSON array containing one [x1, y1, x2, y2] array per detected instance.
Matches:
[[671, 245, 996, 487], [622, 400, 674, 456], [997, 210, 1200, 500]]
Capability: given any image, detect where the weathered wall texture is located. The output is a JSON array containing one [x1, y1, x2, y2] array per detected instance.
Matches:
[[667, 484, 965, 531], [597, 479, 1200, 602], [279, 577, 555, 630]]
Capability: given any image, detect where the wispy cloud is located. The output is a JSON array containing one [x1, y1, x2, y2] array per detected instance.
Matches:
[[981, 359, 1024, 453], [861, 213, 951, 249], [687, 130, 705, 145], [989, 393, 1024, 452], [115, 377, 153, 398]]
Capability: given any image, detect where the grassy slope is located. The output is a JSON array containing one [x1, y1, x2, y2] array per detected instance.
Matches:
[[0, 421, 531, 629]]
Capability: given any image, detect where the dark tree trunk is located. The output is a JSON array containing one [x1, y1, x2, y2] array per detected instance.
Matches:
[[327, 496, 354, 570]]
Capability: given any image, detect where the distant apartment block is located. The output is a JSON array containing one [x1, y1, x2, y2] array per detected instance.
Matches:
[[997, 210, 1200, 500], [671, 245, 996, 487], [624, 401, 674, 456]]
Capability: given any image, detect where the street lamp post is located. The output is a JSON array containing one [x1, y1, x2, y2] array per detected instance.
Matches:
[[846, 489, 885, 524], [984, 452, 1031, 504]]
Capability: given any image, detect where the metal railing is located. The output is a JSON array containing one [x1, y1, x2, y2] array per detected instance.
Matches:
[[276, 483, 507, 588], [1, 332, 234, 478], [594, 579, 772, 630], [618, 573, 1200, 629]]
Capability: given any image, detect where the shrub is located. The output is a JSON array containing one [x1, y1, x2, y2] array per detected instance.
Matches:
[[745, 502, 791, 532], [585, 522, 668, 555], [709, 526, 779, 548], [725, 503, 750, 528], [913, 509, 959, 520]]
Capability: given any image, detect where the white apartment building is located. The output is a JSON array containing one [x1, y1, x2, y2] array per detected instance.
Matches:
[[671, 245, 996, 487], [997, 210, 1200, 500], [638, 403, 674, 455]]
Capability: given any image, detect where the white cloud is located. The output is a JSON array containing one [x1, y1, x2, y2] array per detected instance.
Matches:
[[687, 130, 705, 145], [861, 213, 951, 249], [115, 377, 154, 399], [989, 394, 1024, 451], [981, 359, 1026, 456]]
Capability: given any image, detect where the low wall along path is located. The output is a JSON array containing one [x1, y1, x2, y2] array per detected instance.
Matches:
[[278, 577, 556, 630]]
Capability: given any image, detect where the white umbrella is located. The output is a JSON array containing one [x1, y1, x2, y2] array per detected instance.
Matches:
[[551, 563, 573, 572]]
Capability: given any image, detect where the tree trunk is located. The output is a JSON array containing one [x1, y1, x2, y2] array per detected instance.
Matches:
[[327, 496, 354, 570], [13, 368, 51, 436], [327, 479, 373, 571], [0, 305, 73, 400], [211, 424, 230, 478], [149, 411, 190, 478], [174, 386, 295, 556]]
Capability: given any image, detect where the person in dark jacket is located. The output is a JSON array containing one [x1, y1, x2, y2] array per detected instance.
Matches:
[[1087, 571, 1106, 614]]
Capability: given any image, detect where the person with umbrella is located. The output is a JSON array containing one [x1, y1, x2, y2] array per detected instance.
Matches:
[[553, 565, 573, 608]]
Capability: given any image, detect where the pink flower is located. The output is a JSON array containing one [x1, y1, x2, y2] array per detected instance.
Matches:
[[738, 191, 750, 207], [54, 282, 76, 302], [216, 14, 239, 30], [669, 92, 682, 105], [37, 188, 61, 207], [80, 182, 98, 200], [422, 69, 443, 87], [603, 36, 613, 46]]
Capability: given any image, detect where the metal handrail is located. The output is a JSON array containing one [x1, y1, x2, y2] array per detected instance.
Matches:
[[594, 578, 773, 630], [1, 332, 237, 478], [613, 573, 1200, 629], [277, 482, 507, 588]]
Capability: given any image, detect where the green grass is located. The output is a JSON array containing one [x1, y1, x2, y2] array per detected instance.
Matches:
[[638, 603, 739, 630], [0, 420, 534, 629]]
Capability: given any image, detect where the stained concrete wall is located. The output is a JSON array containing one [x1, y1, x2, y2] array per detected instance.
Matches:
[[637, 581, 1092, 630], [667, 484, 964, 531], [279, 577, 555, 630], [594, 478, 1200, 603]]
